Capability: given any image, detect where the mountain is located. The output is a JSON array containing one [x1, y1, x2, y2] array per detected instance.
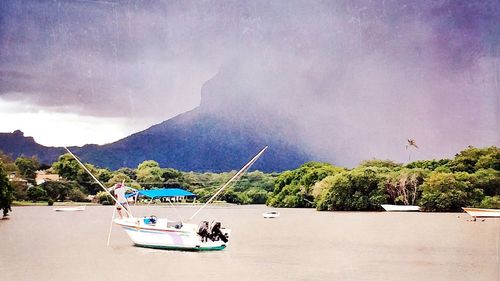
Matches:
[[0, 114, 311, 172], [72, 108, 311, 172], [0, 130, 65, 164], [0, 74, 314, 172]]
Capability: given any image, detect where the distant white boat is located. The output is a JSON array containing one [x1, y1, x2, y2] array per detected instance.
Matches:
[[462, 207, 500, 219], [381, 204, 420, 212], [262, 211, 280, 218], [53, 206, 86, 212]]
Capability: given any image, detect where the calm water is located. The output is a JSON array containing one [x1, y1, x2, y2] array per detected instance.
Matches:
[[1, 205, 499, 281]]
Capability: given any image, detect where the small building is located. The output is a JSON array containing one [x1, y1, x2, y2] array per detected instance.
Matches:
[[35, 171, 61, 185], [8, 173, 28, 183]]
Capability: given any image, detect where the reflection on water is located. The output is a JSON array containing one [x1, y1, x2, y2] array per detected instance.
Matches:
[[0, 205, 498, 281]]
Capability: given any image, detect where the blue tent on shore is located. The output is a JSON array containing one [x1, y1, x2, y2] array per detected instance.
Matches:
[[126, 188, 196, 199]]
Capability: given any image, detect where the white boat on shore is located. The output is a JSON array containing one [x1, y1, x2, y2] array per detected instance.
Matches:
[[381, 204, 420, 212], [262, 211, 280, 218], [53, 206, 86, 212], [462, 207, 500, 219]]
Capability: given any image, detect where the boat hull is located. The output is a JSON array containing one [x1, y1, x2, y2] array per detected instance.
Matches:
[[53, 206, 86, 212], [262, 212, 280, 218], [381, 204, 420, 212], [115, 218, 230, 251], [462, 208, 500, 218]]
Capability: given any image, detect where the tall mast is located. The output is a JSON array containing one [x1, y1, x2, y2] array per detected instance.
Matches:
[[64, 147, 133, 218], [188, 146, 268, 221]]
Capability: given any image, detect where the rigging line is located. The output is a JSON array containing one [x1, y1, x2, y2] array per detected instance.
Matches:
[[64, 147, 132, 218], [166, 197, 183, 221], [187, 146, 268, 222], [106, 202, 117, 247]]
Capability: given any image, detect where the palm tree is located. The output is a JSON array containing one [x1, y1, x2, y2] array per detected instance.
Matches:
[[406, 139, 419, 162]]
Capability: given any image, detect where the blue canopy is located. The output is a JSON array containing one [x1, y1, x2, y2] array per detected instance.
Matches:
[[126, 188, 196, 199]]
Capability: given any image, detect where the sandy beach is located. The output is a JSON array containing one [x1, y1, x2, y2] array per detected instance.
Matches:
[[1, 205, 498, 281]]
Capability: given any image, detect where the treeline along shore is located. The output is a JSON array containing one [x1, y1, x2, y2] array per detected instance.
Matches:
[[0, 146, 498, 216]]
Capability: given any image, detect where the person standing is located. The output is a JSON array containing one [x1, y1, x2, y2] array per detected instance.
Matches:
[[108, 183, 135, 218]]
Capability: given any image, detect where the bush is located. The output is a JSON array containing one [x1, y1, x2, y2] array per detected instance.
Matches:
[[268, 162, 345, 208], [27, 186, 47, 202], [316, 168, 388, 211], [382, 169, 426, 205], [96, 191, 114, 205], [419, 172, 483, 212], [245, 189, 269, 204], [40, 181, 71, 201], [68, 188, 88, 202], [11, 181, 29, 201], [479, 196, 500, 209], [47, 199, 54, 206]]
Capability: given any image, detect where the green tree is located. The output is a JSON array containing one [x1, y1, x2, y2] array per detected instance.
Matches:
[[245, 188, 269, 204], [419, 172, 483, 212], [52, 153, 81, 181], [162, 168, 183, 188], [27, 186, 47, 202], [40, 181, 79, 201], [359, 159, 402, 169], [97, 168, 113, 183], [95, 191, 114, 205], [0, 151, 17, 173], [470, 169, 500, 197], [11, 180, 29, 201], [406, 159, 450, 170], [383, 169, 426, 205], [75, 164, 101, 194], [447, 146, 499, 173], [474, 149, 500, 170], [116, 167, 136, 180], [479, 196, 500, 209], [0, 161, 14, 216], [268, 162, 344, 208], [316, 167, 388, 211], [220, 188, 240, 204], [107, 173, 141, 190], [136, 160, 164, 189], [68, 188, 88, 202], [15, 156, 40, 184]]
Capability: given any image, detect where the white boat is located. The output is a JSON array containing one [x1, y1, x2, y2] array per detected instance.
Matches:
[[381, 204, 420, 212], [65, 146, 267, 251], [53, 206, 86, 212], [462, 207, 500, 219], [114, 217, 230, 251], [262, 211, 280, 218]]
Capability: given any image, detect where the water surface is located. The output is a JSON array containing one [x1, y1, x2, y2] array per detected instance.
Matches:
[[1, 205, 498, 281]]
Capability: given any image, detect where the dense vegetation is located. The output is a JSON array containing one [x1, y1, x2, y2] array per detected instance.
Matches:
[[0, 146, 498, 213], [0, 150, 277, 206], [267, 146, 499, 211], [0, 160, 14, 216]]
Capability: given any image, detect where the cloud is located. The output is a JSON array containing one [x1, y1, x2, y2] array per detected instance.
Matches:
[[0, 0, 498, 163]]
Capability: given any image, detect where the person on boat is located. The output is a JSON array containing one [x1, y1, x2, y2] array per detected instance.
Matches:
[[108, 183, 135, 219]]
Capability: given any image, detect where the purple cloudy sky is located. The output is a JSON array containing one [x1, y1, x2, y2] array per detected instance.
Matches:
[[0, 0, 498, 166]]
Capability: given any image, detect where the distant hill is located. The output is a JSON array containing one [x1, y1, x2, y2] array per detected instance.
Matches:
[[73, 107, 312, 172], [0, 113, 311, 172], [0, 130, 65, 164], [0, 80, 314, 172]]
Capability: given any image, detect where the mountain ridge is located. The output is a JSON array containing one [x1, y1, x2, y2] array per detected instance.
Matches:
[[0, 106, 313, 172]]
